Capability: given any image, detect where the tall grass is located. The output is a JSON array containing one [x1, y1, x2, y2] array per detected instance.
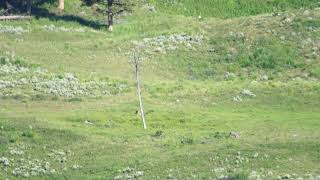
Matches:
[[153, 0, 320, 18]]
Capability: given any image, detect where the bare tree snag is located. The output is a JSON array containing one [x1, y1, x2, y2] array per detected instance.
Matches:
[[133, 53, 147, 129], [107, 11, 113, 32], [26, 0, 32, 15], [58, 0, 64, 11], [107, 0, 113, 31]]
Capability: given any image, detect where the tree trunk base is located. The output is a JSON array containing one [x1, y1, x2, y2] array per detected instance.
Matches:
[[108, 25, 113, 32], [58, 0, 64, 11]]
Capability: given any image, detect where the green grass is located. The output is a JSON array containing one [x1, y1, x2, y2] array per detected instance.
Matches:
[[153, 0, 320, 18], [1, 86, 320, 179], [0, 0, 320, 179]]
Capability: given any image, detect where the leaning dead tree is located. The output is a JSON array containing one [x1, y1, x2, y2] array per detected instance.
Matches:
[[131, 51, 147, 129], [4, 0, 14, 12]]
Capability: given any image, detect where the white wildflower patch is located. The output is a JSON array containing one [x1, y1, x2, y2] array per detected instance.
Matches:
[[0, 78, 32, 89], [0, 80, 16, 89], [0, 64, 30, 74], [241, 89, 256, 97], [225, 72, 236, 80], [72, 164, 82, 170], [0, 53, 130, 98], [33, 75, 91, 97], [41, 24, 85, 33], [9, 148, 25, 156], [32, 74, 127, 98], [0, 54, 30, 75], [214, 167, 225, 173], [0, 24, 28, 35], [233, 95, 243, 102], [0, 157, 10, 166], [47, 149, 70, 163], [233, 89, 256, 103], [249, 171, 261, 180], [133, 33, 204, 55], [114, 167, 144, 180], [0, 145, 82, 178], [228, 31, 246, 40], [12, 159, 54, 177]]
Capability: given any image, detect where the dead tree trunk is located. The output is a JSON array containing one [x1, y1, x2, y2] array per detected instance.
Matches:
[[26, 0, 32, 15], [107, 11, 113, 31], [107, 0, 113, 31], [133, 53, 147, 129], [58, 0, 64, 11]]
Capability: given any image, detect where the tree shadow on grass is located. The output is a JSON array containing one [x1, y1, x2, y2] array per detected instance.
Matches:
[[0, 0, 105, 30], [32, 6, 105, 30]]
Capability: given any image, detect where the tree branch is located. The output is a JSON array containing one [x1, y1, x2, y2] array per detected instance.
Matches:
[[133, 52, 147, 129]]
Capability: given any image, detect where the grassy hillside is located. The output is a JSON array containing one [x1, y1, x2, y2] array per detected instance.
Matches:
[[0, 0, 320, 179], [153, 0, 320, 18]]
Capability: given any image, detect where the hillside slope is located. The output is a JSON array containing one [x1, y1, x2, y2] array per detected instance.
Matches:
[[153, 0, 320, 18], [0, 1, 320, 179]]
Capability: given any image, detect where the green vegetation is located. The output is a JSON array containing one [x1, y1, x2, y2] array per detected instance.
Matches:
[[153, 0, 320, 18], [0, 0, 320, 179]]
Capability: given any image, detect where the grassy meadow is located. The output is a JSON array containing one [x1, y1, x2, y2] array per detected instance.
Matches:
[[153, 0, 320, 18], [0, 0, 320, 179]]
